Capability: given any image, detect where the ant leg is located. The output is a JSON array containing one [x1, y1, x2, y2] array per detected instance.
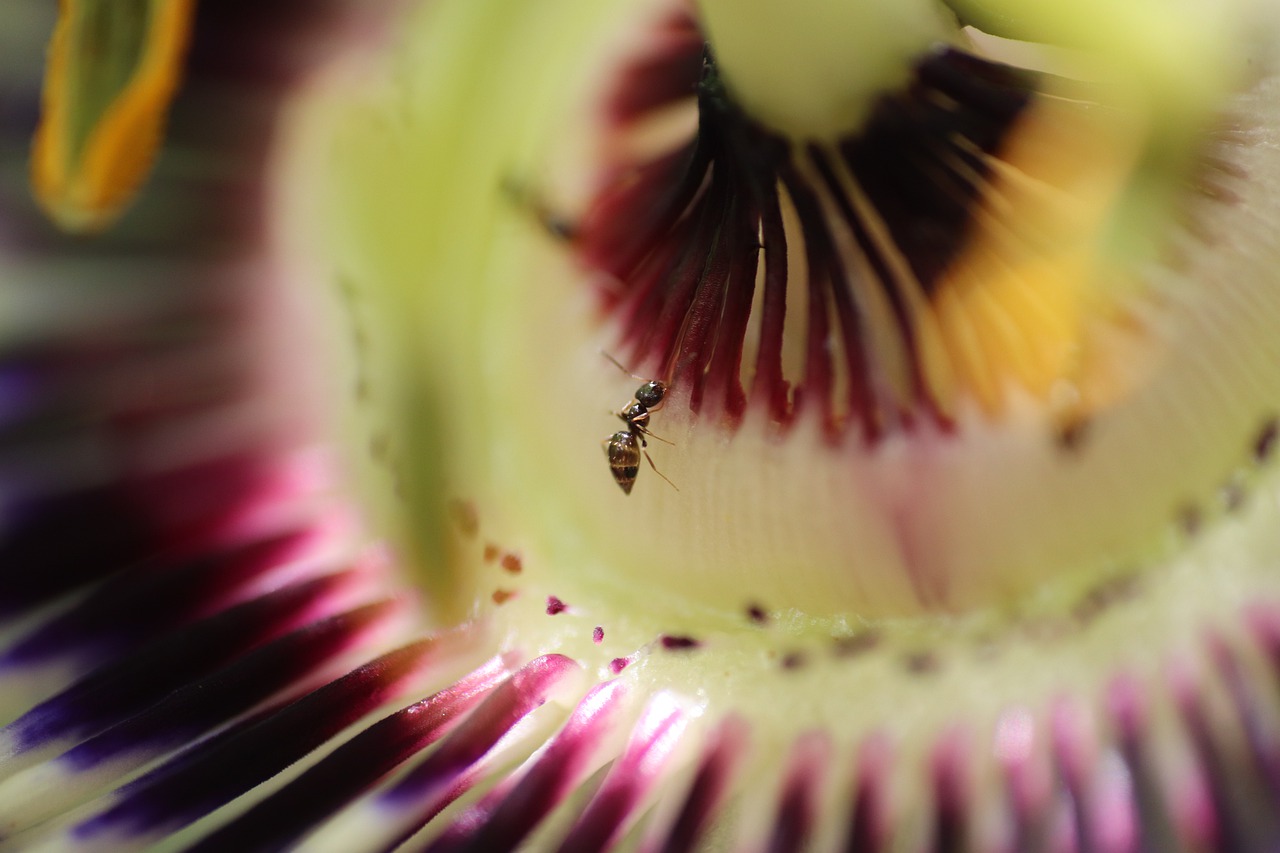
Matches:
[[612, 412, 651, 448], [643, 449, 679, 492], [640, 428, 674, 446]]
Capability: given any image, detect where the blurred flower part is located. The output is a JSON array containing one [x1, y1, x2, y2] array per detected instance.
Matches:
[[30, 0, 196, 234], [3, 0, 1280, 851]]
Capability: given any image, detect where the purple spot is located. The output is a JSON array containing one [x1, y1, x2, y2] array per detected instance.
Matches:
[[1177, 504, 1203, 537], [1056, 417, 1089, 451], [661, 635, 700, 651], [746, 604, 768, 625], [904, 651, 939, 674], [546, 596, 568, 616], [449, 500, 478, 537], [781, 652, 807, 671], [834, 631, 881, 658], [1073, 573, 1141, 625], [1255, 417, 1279, 462], [593, 626, 604, 644], [610, 657, 631, 674]]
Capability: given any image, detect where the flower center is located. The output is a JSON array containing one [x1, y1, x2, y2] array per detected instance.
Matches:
[[309, 0, 1280, 629], [573, 21, 1115, 441]]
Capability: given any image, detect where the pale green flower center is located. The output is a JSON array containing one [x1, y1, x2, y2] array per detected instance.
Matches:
[[277, 0, 1280, 690]]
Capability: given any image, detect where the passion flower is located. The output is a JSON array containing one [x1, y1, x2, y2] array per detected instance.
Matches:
[[4, 0, 1280, 850]]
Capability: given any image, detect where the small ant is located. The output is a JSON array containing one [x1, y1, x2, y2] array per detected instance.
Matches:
[[601, 352, 678, 495]]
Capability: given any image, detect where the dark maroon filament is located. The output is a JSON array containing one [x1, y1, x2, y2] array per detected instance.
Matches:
[[573, 13, 1037, 441]]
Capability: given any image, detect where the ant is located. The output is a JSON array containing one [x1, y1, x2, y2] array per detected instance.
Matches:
[[601, 352, 678, 495]]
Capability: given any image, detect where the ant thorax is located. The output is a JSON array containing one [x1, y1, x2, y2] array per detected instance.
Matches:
[[620, 401, 650, 431]]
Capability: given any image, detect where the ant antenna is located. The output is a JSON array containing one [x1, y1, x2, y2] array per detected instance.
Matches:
[[643, 449, 679, 492], [601, 350, 647, 382]]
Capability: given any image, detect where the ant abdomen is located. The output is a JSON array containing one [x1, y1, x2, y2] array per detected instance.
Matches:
[[603, 431, 642, 494]]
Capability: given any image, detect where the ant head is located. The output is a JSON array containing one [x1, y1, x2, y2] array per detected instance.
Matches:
[[635, 380, 666, 409]]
